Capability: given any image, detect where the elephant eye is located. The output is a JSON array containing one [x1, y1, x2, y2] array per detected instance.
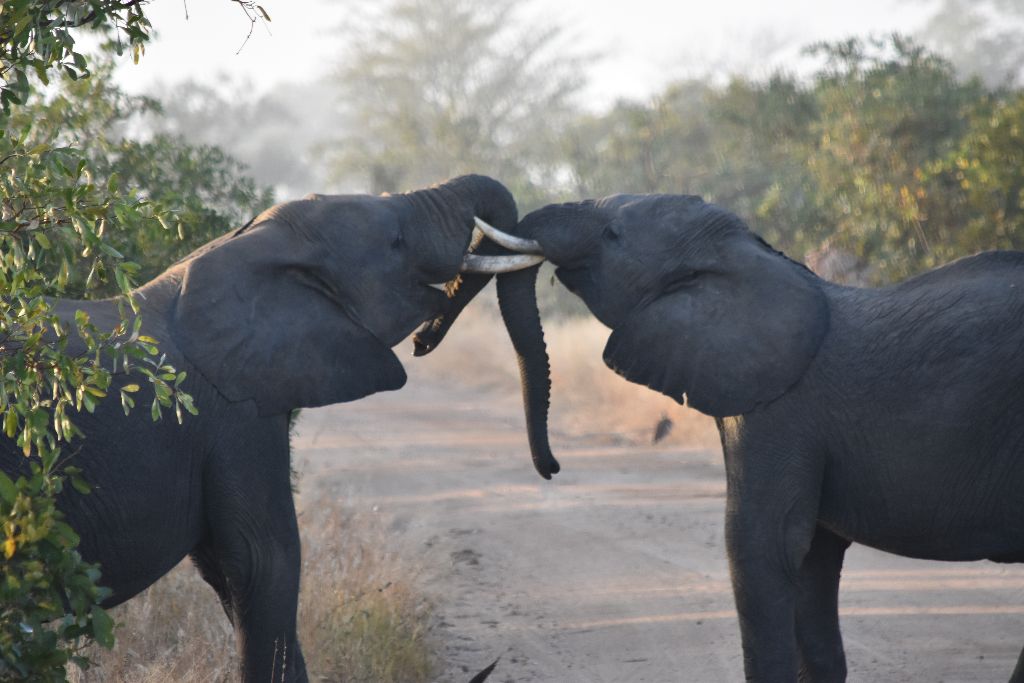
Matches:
[[602, 223, 621, 241], [391, 232, 404, 249]]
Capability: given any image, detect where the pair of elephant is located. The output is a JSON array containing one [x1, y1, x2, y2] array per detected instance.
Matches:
[[3, 174, 1023, 682]]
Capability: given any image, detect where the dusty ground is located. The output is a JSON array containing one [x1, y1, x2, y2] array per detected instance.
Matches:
[[293, 363, 1024, 683]]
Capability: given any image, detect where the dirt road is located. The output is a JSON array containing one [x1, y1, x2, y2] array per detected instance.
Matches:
[[292, 366, 1024, 682]]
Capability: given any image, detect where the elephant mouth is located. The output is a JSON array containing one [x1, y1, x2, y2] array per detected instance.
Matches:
[[553, 265, 591, 297], [410, 218, 547, 355], [423, 216, 545, 305]]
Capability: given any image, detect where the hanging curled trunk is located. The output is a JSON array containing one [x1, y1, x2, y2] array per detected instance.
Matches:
[[413, 232, 559, 479], [496, 264, 559, 479]]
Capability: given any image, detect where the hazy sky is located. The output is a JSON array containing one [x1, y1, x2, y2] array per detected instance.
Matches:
[[117, 0, 931, 107]]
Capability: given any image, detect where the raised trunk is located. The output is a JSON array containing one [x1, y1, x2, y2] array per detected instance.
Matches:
[[496, 265, 559, 479], [412, 175, 518, 353], [413, 250, 559, 479], [401, 174, 519, 284], [412, 237, 503, 355]]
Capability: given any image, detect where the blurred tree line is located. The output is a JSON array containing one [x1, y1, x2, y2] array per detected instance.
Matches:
[[140, 0, 1024, 286], [312, 0, 1024, 285], [563, 34, 1024, 283]]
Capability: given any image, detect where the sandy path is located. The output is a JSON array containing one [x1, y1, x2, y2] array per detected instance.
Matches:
[[292, 367, 1024, 682]]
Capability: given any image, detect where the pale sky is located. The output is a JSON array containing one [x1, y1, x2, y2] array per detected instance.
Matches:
[[117, 0, 931, 108]]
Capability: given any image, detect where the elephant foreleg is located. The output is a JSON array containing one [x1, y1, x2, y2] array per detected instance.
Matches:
[[727, 509, 807, 682], [208, 503, 308, 682], [1010, 647, 1024, 682], [231, 543, 308, 683], [795, 527, 850, 683], [190, 542, 235, 626], [723, 428, 824, 682], [202, 426, 309, 682]]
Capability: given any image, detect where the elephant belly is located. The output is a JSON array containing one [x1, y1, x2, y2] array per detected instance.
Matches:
[[818, 445, 1024, 563], [75, 477, 204, 607], [0, 414, 206, 607]]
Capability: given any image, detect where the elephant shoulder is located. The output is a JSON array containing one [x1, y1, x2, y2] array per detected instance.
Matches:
[[879, 250, 1024, 355]]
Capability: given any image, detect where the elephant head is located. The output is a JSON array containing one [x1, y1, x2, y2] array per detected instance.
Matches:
[[168, 174, 541, 417], [506, 194, 830, 418]]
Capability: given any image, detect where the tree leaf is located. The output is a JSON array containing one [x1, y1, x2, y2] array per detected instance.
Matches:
[[0, 470, 17, 504], [90, 606, 115, 649]]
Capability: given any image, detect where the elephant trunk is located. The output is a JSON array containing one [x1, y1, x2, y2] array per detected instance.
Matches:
[[411, 175, 520, 353], [413, 236, 501, 356], [496, 264, 559, 479], [402, 174, 519, 284], [411, 178, 559, 479], [414, 241, 560, 480]]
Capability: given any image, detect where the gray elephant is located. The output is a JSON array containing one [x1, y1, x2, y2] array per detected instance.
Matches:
[[457, 193, 1024, 682], [0, 175, 546, 682]]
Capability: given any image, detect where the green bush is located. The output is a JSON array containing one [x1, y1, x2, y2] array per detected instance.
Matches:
[[0, 3, 272, 679]]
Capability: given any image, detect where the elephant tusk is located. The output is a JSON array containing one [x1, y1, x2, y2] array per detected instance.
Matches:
[[460, 253, 545, 274], [474, 217, 544, 255]]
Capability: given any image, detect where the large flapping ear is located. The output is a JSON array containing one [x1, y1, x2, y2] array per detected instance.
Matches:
[[603, 237, 829, 417], [172, 221, 406, 416]]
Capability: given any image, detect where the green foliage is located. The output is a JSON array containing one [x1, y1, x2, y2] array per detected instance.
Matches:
[[104, 133, 274, 283], [803, 35, 985, 278], [0, 465, 111, 681], [6, 59, 274, 288], [922, 93, 1024, 260], [0, 111, 198, 680], [1, 2, 272, 679], [0, 0, 152, 113]]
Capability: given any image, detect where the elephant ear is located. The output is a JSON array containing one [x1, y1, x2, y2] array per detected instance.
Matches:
[[172, 221, 406, 416], [602, 237, 828, 417]]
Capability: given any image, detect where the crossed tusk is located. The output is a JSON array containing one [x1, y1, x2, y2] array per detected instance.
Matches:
[[473, 217, 544, 255], [460, 253, 545, 274]]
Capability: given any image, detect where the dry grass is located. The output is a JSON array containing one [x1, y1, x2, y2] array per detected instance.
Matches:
[[417, 301, 721, 451], [69, 494, 433, 683], [297, 500, 432, 683], [67, 565, 236, 683]]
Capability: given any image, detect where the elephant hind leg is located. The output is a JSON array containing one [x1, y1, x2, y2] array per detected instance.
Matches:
[[796, 526, 850, 683]]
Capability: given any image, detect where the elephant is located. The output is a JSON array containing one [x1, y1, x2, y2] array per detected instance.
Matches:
[[0, 175, 548, 682], [470, 193, 1024, 681]]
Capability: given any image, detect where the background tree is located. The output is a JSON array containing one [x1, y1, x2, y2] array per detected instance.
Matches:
[[557, 33, 1020, 284], [924, 92, 1024, 258], [328, 0, 585, 209], [146, 77, 332, 199]]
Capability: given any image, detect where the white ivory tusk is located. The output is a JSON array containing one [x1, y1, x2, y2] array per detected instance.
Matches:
[[460, 253, 545, 274], [474, 217, 544, 255]]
